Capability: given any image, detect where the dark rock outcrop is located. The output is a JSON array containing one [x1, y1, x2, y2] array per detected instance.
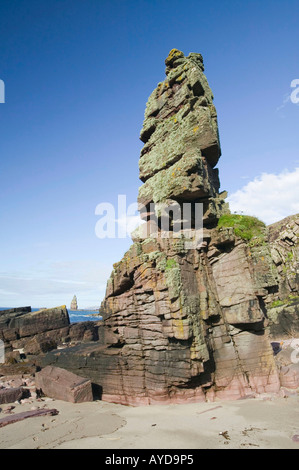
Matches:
[[0, 387, 25, 404], [0, 306, 102, 361], [0, 408, 59, 428], [0, 306, 69, 346]]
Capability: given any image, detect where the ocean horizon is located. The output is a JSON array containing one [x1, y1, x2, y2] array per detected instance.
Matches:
[[0, 307, 102, 324]]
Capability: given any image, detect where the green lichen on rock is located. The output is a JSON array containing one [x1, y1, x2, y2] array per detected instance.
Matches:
[[266, 294, 299, 337], [138, 48, 221, 218], [156, 254, 167, 272], [269, 294, 299, 310], [138, 152, 209, 206], [165, 258, 178, 270], [147, 250, 164, 263], [164, 258, 182, 300], [217, 214, 266, 245], [250, 244, 279, 289], [156, 255, 179, 273]]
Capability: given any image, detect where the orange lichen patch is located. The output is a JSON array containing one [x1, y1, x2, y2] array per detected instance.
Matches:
[[193, 126, 199, 133], [172, 318, 190, 340], [165, 48, 184, 66], [200, 310, 209, 320]]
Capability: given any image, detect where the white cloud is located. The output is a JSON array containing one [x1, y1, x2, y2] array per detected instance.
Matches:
[[227, 167, 299, 225]]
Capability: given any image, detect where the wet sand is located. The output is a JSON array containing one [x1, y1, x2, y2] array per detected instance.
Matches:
[[1, 393, 299, 449]]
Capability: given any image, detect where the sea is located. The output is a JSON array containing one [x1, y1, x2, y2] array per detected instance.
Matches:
[[0, 307, 102, 324], [67, 310, 102, 323]]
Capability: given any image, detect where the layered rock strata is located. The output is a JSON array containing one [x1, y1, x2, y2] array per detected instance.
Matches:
[[0, 306, 101, 360], [0, 306, 69, 347], [265, 214, 299, 338], [36, 50, 299, 405], [137, 48, 227, 229]]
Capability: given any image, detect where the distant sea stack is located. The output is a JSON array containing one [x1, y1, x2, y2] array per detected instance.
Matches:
[[70, 295, 78, 311]]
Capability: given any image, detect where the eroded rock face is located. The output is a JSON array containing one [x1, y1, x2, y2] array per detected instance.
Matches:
[[0, 306, 102, 359], [0, 306, 70, 345], [265, 214, 299, 338], [37, 50, 298, 405], [137, 49, 228, 227], [39, 227, 283, 404], [97, 230, 280, 404]]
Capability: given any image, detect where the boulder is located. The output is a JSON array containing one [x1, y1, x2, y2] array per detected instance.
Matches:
[[9, 306, 70, 338], [23, 337, 57, 355], [279, 365, 299, 389], [35, 366, 93, 403], [0, 387, 25, 404]]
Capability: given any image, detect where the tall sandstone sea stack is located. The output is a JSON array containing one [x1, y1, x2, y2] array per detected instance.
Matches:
[[39, 50, 298, 404], [99, 49, 281, 404]]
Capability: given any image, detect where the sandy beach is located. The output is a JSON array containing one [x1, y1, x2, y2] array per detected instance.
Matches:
[[1, 393, 299, 449]]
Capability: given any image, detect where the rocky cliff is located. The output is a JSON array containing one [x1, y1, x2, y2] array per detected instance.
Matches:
[[36, 49, 298, 405], [265, 215, 299, 337], [0, 306, 101, 367]]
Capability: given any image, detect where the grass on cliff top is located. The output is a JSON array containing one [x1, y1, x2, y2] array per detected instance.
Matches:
[[270, 294, 299, 309], [165, 258, 178, 270], [217, 214, 266, 244]]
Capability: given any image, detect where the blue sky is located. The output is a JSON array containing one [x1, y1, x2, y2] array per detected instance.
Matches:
[[0, 0, 298, 308]]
